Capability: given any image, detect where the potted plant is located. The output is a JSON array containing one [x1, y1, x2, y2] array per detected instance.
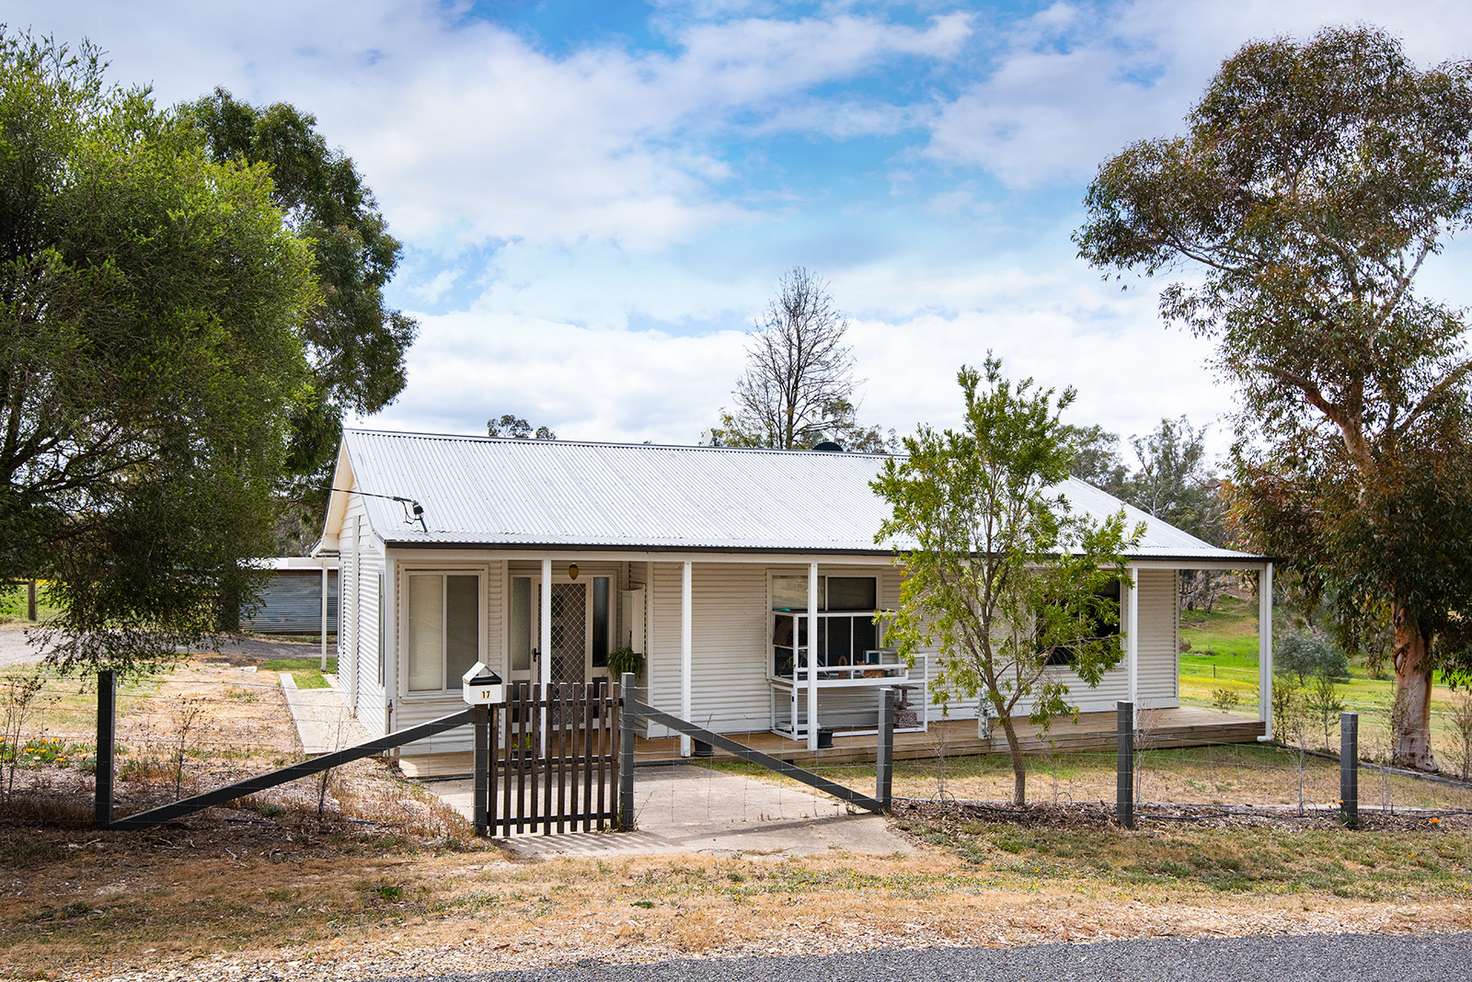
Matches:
[[607, 645, 645, 684]]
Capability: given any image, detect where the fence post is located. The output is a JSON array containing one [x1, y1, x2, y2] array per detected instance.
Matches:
[[472, 704, 489, 837], [618, 672, 636, 831], [26, 580, 37, 622], [875, 687, 895, 811], [1340, 711, 1359, 829], [1116, 700, 1134, 829], [95, 670, 115, 829]]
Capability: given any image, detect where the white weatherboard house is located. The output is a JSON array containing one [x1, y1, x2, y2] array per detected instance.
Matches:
[[316, 430, 1275, 760]]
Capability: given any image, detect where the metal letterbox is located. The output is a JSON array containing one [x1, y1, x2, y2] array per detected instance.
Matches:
[[461, 662, 505, 705]]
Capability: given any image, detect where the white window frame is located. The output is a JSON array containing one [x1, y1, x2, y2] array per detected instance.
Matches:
[[766, 571, 879, 612], [400, 567, 487, 699]]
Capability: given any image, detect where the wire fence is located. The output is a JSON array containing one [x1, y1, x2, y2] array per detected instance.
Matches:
[[5, 664, 1472, 834]]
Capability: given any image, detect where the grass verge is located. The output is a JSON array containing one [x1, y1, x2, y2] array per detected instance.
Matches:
[[263, 655, 337, 689], [1, 803, 1468, 980]]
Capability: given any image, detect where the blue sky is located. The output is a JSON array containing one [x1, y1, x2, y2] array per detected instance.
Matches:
[[21, 0, 1472, 455]]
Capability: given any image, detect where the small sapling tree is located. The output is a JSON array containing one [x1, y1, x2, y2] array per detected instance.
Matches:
[[1304, 670, 1346, 753], [873, 358, 1142, 805]]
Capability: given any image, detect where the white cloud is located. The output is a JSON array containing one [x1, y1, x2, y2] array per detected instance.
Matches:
[[380, 256, 1232, 456], [380, 310, 750, 442], [409, 268, 464, 306], [926, 0, 1472, 188], [27, 0, 1472, 465], [27, 2, 972, 254]]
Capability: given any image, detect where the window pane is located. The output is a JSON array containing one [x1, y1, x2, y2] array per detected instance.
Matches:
[[827, 576, 876, 611], [825, 616, 851, 665], [854, 616, 878, 656], [592, 577, 610, 667], [510, 577, 532, 672], [446, 575, 479, 684], [406, 575, 443, 692], [772, 574, 824, 611]]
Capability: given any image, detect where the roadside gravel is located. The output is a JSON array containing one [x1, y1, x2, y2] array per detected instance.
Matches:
[[88, 931, 1472, 982], [373, 931, 1472, 982]]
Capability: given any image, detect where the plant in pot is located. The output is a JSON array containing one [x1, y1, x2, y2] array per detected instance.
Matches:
[[607, 645, 645, 684]]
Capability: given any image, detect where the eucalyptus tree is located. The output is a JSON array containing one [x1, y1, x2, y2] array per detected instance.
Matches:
[[183, 89, 417, 552], [709, 266, 893, 451], [487, 414, 557, 440], [872, 358, 1141, 805], [0, 34, 317, 673], [1076, 27, 1472, 769]]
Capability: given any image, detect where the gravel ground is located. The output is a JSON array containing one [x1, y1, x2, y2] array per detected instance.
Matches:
[[0, 623, 40, 667], [0, 624, 324, 669], [366, 932, 1472, 982]]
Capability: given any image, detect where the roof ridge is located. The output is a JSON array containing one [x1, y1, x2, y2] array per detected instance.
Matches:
[[343, 427, 896, 458]]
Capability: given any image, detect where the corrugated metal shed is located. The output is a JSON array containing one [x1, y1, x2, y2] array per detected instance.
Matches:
[[241, 569, 339, 634], [334, 429, 1262, 561]]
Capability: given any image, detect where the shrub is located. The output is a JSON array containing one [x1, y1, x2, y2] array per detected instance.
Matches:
[[1210, 688, 1242, 712], [1274, 631, 1350, 684]]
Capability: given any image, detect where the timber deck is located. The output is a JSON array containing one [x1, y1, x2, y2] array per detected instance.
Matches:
[[397, 705, 1264, 780]]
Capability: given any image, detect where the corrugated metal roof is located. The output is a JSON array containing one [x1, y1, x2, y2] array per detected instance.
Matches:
[[337, 429, 1262, 561]]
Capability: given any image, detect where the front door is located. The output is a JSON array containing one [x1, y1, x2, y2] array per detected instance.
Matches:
[[510, 576, 596, 686], [546, 581, 589, 686]]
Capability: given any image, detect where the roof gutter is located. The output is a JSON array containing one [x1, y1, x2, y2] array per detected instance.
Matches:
[[379, 538, 1273, 564]]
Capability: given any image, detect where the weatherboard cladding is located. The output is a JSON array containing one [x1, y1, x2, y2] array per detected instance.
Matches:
[[340, 429, 1259, 561]]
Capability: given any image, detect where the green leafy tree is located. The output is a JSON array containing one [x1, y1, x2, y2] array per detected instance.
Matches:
[[486, 414, 557, 440], [1124, 418, 1223, 541], [182, 88, 417, 553], [1076, 26, 1472, 769], [1274, 631, 1351, 685], [0, 35, 317, 673], [1063, 423, 1127, 496], [1067, 416, 1225, 543], [872, 357, 1142, 804], [1069, 417, 1229, 610]]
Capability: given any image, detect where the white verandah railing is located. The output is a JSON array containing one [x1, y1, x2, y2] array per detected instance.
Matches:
[[768, 609, 929, 741]]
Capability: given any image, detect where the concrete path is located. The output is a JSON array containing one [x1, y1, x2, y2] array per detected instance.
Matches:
[[378, 931, 1472, 982], [430, 763, 911, 859], [279, 673, 369, 754]]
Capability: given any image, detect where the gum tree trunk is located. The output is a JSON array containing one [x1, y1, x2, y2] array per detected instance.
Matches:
[[1391, 602, 1438, 771]]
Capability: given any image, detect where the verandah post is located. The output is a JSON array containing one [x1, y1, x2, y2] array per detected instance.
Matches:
[[1116, 700, 1134, 829], [876, 687, 895, 811], [472, 704, 489, 837], [1340, 711, 1359, 829], [95, 669, 115, 829], [618, 671, 636, 831]]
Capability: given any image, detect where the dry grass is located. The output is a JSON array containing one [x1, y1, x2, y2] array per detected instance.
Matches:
[[5, 661, 1471, 980], [1, 804, 1470, 981]]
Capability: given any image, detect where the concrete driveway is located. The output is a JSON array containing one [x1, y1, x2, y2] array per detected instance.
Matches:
[[431, 763, 911, 859]]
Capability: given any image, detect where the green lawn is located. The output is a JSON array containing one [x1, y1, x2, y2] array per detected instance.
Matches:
[[1179, 594, 1464, 759], [262, 656, 337, 690]]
